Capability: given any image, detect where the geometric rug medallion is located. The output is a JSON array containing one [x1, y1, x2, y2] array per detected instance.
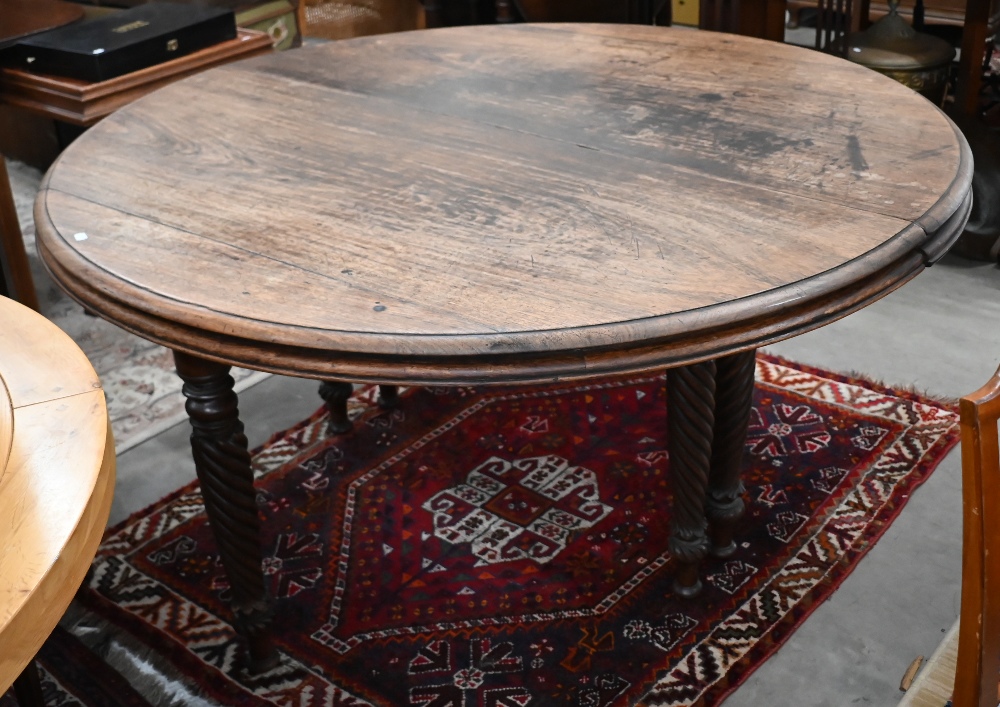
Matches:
[[3, 354, 959, 706]]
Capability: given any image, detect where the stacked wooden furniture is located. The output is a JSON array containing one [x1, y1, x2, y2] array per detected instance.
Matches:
[[0, 296, 115, 705]]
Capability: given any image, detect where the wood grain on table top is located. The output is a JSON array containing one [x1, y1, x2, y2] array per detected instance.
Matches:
[[0, 297, 113, 692], [35, 24, 972, 381]]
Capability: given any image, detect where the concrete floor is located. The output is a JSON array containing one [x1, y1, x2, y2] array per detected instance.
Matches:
[[108, 251, 1000, 706]]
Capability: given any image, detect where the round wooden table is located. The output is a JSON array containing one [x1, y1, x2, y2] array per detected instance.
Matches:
[[35, 23, 971, 671], [0, 297, 114, 703]]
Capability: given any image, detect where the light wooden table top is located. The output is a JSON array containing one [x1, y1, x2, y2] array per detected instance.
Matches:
[[0, 296, 114, 692], [35, 24, 972, 384]]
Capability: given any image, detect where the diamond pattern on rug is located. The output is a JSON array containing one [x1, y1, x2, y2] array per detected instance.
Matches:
[[2, 355, 958, 706]]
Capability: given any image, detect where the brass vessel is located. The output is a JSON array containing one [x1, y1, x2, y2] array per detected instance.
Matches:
[[845, 0, 955, 104]]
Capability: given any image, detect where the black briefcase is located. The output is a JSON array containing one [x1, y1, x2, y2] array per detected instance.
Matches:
[[12, 2, 237, 82]]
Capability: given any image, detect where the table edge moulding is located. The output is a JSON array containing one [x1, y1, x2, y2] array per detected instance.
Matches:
[[34, 132, 973, 386]]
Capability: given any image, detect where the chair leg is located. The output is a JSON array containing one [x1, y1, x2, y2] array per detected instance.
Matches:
[[13, 659, 45, 707]]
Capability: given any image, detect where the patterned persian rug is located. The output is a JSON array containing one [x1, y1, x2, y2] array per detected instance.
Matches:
[[3, 355, 959, 706], [6, 159, 269, 452]]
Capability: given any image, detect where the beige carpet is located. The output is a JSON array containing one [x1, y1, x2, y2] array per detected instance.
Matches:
[[7, 159, 271, 453]]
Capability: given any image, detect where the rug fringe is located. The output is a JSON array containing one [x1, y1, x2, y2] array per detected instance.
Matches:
[[60, 604, 217, 707]]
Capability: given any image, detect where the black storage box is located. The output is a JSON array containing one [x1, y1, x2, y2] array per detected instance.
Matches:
[[12, 3, 237, 82]]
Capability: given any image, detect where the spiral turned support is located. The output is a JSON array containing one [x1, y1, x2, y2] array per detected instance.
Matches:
[[378, 384, 400, 409], [707, 350, 756, 557], [667, 360, 716, 598], [495, 0, 515, 22], [174, 351, 277, 673], [319, 381, 354, 434]]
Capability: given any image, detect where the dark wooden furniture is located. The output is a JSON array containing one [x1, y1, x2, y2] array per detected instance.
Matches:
[[699, 0, 786, 40], [0, 0, 84, 48], [0, 28, 272, 129], [0, 296, 115, 706], [0, 158, 37, 310], [789, 0, 971, 29], [33, 23, 972, 671], [498, 0, 670, 23]]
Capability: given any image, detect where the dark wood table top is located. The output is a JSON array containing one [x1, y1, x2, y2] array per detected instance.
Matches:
[[35, 24, 972, 384]]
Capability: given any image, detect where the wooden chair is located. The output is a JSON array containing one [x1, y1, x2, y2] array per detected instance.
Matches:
[[951, 367, 1000, 706], [813, 0, 871, 56], [700, 0, 869, 52], [297, 0, 425, 40], [902, 366, 1000, 706]]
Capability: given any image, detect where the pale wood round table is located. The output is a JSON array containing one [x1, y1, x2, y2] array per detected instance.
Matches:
[[0, 296, 115, 703], [35, 23, 972, 671]]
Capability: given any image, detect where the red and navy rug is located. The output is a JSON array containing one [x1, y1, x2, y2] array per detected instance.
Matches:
[[4, 354, 959, 706]]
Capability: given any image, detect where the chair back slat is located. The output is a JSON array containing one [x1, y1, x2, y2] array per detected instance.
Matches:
[[954, 369, 1000, 707]]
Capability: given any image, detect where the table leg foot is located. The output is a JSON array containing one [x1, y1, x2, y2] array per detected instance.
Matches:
[[174, 351, 277, 674], [378, 384, 399, 409], [707, 350, 756, 558], [13, 659, 44, 707], [667, 360, 715, 598], [319, 381, 354, 434]]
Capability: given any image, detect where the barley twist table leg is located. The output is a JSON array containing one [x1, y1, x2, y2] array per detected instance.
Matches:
[[707, 349, 756, 558], [667, 360, 716, 598], [319, 381, 354, 434], [378, 384, 400, 409], [495, 0, 514, 22], [174, 351, 277, 673]]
